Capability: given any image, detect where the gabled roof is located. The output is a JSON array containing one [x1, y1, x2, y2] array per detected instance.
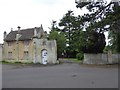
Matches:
[[4, 27, 40, 41]]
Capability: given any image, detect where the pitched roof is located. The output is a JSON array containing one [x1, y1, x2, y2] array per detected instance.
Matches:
[[4, 27, 40, 41]]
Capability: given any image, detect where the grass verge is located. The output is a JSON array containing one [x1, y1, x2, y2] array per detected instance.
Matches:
[[59, 58, 83, 64]]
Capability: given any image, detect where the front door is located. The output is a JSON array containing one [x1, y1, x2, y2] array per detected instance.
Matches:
[[42, 50, 48, 64]]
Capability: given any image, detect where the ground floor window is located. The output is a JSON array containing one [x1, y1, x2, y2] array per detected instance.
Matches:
[[8, 52, 12, 59], [24, 51, 29, 60]]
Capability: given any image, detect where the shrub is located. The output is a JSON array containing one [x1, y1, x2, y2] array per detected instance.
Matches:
[[2, 60, 9, 63], [76, 53, 84, 60], [14, 61, 22, 64]]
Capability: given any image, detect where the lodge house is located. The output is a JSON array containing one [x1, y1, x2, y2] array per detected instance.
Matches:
[[3, 25, 57, 64]]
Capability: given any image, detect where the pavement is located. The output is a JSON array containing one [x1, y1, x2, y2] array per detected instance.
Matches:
[[2, 63, 118, 88]]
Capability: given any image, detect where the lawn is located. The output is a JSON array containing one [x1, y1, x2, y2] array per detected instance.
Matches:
[[59, 58, 83, 63]]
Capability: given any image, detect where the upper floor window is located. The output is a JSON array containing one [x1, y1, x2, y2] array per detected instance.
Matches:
[[24, 40, 29, 46], [8, 42, 12, 47]]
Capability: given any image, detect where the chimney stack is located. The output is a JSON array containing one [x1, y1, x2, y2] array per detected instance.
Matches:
[[11, 28, 13, 32], [17, 26, 21, 34], [4, 31, 7, 40], [34, 27, 37, 38]]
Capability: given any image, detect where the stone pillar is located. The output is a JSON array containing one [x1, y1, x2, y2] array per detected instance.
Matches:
[[108, 51, 112, 64]]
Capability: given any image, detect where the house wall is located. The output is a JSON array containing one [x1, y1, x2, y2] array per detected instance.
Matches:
[[3, 41, 16, 60], [18, 40, 34, 60], [3, 38, 57, 64], [84, 53, 119, 64], [0, 45, 3, 61], [3, 40, 34, 60]]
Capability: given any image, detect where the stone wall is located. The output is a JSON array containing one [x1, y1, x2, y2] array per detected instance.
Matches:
[[3, 38, 57, 64], [84, 53, 119, 64], [0, 44, 3, 61], [3, 40, 34, 60], [33, 38, 57, 64]]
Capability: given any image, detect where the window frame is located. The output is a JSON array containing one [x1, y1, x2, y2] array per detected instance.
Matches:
[[8, 52, 12, 59], [7, 42, 12, 47], [24, 40, 29, 46], [24, 51, 29, 59]]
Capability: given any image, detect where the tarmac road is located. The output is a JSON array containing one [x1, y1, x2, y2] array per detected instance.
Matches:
[[2, 63, 118, 88]]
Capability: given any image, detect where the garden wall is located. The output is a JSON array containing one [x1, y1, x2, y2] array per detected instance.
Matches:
[[84, 53, 119, 64]]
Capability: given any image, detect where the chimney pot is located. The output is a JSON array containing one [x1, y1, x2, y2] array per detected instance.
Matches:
[[17, 26, 21, 34], [17, 26, 21, 29]]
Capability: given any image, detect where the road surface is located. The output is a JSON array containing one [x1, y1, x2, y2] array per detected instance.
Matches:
[[2, 63, 118, 88]]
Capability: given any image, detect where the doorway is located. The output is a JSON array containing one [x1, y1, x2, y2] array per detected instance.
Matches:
[[41, 49, 48, 64]]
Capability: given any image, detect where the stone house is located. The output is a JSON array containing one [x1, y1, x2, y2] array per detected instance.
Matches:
[[3, 25, 57, 64]]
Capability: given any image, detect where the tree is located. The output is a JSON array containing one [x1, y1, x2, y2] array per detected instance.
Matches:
[[59, 10, 75, 57], [48, 21, 66, 58], [75, 0, 120, 53], [75, 0, 115, 32], [81, 31, 106, 53], [108, 3, 120, 53], [59, 10, 84, 57]]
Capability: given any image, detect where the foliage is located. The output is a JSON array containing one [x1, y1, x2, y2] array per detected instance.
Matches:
[[108, 5, 120, 53], [59, 10, 84, 57], [76, 0, 114, 32], [81, 31, 106, 53], [48, 0, 120, 57], [2, 60, 9, 63], [75, 0, 120, 53], [14, 61, 22, 64], [76, 53, 84, 60], [48, 21, 66, 58]]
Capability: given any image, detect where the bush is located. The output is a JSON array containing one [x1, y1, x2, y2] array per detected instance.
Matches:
[[2, 60, 9, 63], [14, 61, 22, 64], [76, 53, 84, 60]]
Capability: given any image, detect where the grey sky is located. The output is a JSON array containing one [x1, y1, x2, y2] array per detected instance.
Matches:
[[0, 0, 86, 43], [0, 0, 109, 44]]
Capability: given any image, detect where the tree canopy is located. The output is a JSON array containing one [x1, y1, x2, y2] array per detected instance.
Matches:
[[48, 0, 120, 59], [75, 0, 120, 53], [48, 21, 66, 58]]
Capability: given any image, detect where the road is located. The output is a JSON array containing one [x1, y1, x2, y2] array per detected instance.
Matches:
[[2, 63, 118, 88]]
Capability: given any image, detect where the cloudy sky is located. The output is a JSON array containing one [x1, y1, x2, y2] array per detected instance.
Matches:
[[0, 0, 87, 43], [0, 0, 110, 44]]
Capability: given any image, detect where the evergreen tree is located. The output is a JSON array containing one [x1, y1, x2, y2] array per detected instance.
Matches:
[[75, 0, 120, 53], [48, 21, 66, 58]]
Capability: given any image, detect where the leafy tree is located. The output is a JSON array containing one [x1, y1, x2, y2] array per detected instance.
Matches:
[[108, 3, 120, 53], [81, 31, 106, 53], [48, 21, 66, 58], [59, 10, 75, 57], [75, 0, 120, 53], [59, 10, 85, 57]]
